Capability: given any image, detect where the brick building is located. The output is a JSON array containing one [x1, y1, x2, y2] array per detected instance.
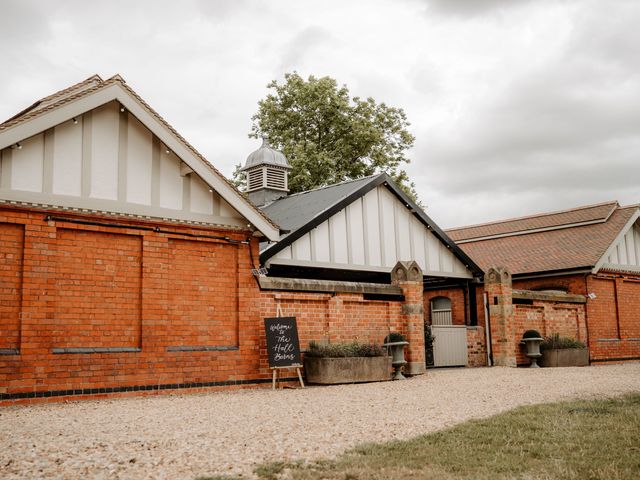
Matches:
[[0, 75, 480, 404], [244, 149, 484, 369], [448, 202, 640, 365]]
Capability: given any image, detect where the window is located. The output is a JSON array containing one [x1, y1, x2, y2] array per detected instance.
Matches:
[[430, 297, 452, 326]]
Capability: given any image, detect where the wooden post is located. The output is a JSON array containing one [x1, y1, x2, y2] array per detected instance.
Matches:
[[271, 365, 304, 389]]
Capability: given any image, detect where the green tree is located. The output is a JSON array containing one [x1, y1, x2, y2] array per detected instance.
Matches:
[[235, 72, 418, 200]]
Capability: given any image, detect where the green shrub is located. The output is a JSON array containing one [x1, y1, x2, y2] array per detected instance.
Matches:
[[522, 329, 542, 339], [424, 326, 435, 346], [384, 332, 407, 343], [306, 341, 386, 358], [541, 333, 587, 351]]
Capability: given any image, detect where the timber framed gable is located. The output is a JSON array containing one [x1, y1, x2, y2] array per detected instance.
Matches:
[[0, 75, 280, 240]]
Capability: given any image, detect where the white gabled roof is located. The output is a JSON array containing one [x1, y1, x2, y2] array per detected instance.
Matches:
[[0, 74, 280, 241]]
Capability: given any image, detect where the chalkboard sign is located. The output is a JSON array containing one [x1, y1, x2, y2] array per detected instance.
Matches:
[[264, 317, 301, 368]]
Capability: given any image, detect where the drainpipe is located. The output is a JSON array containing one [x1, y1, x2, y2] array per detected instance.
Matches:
[[583, 273, 590, 347], [483, 292, 493, 366]]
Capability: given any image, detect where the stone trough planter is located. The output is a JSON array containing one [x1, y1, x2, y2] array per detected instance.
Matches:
[[541, 348, 589, 367], [304, 356, 392, 384]]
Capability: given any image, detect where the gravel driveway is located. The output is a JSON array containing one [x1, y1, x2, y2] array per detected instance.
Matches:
[[1, 364, 639, 479]]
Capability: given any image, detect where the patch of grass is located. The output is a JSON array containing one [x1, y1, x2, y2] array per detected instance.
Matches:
[[255, 393, 640, 480], [195, 476, 241, 480], [254, 461, 287, 479]]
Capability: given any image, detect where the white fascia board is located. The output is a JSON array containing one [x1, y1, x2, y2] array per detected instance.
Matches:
[[0, 83, 280, 241], [592, 208, 640, 274]]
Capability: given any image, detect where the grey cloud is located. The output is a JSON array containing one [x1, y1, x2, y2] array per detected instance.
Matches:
[[421, 0, 537, 18], [415, 2, 640, 219], [196, 0, 255, 20], [0, 0, 51, 43], [567, 0, 640, 71], [279, 26, 336, 72]]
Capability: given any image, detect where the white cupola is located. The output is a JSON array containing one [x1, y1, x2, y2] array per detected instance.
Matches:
[[241, 138, 291, 206]]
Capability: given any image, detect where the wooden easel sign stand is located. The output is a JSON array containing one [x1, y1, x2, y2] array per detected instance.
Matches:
[[264, 305, 305, 390]]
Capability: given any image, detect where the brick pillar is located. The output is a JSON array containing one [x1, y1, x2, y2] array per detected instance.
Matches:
[[392, 261, 426, 375], [485, 266, 516, 367]]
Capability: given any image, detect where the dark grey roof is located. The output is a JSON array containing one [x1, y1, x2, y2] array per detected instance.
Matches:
[[261, 175, 378, 233]]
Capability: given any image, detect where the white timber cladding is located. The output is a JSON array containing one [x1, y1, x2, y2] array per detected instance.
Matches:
[[0, 101, 246, 227], [605, 220, 640, 268], [270, 185, 474, 279]]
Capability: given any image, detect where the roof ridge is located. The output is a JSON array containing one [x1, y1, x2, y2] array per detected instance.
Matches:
[[283, 173, 383, 199], [39, 74, 104, 103], [1, 74, 105, 128], [618, 203, 640, 210], [446, 200, 620, 233]]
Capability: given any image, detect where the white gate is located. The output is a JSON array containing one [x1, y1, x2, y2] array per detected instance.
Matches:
[[432, 326, 468, 367]]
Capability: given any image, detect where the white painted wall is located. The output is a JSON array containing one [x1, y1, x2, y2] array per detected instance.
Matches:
[[0, 101, 244, 227], [126, 114, 152, 205], [11, 133, 43, 192], [53, 119, 82, 196], [91, 102, 119, 200], [606, 220, 640, 268], [270, 184, 474, 278]]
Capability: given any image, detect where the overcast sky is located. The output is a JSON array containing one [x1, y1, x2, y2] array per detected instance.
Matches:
[[1, 0, 639, 228]]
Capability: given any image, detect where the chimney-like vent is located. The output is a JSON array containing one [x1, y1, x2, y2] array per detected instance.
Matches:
[[241, 138, 292, 206]]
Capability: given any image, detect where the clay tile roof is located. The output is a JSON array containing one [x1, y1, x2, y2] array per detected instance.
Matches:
[[448, 203, 638, 275], [447, 201, 619, 242]]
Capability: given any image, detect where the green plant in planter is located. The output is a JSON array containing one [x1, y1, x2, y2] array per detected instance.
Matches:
[[304, 341, 391, 385], [384, 332, 407, 344], [541, 333, 587, 351], [522, 329, 542, 339], [306, 341, 385, 358], [539, 333, 589, 367]]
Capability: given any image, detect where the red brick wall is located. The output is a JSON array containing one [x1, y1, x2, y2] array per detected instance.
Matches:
[[466, 326, 487, 367], [0, 223, 23, 352], [0, 206, 417, 404], [586, 274, 640, 362], [256, 293, 404, 374], [513, 301, 587, 365], [167, 239, 238, 347], [516, 272, 640, 362], [423, 288, 466, 325], [54, 229, 142, 349], [512, 274, 587, 295]]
